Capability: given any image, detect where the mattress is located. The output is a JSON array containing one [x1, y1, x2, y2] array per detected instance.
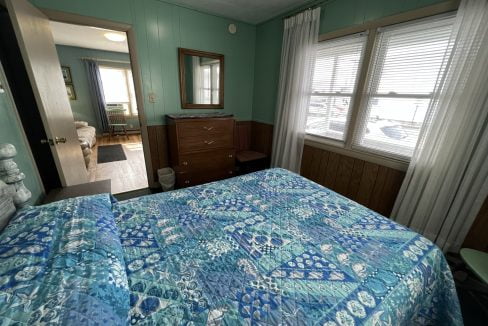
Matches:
[[0, 169, 463, 325]]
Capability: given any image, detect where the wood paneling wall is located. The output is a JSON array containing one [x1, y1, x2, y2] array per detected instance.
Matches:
[[250, 121, 273, 157], [235, 121, 273, 157], [300, 145, 405, 217], [147, 125, 169, 183], [235, 121, 252, 151], [462, 196, 488, 252]]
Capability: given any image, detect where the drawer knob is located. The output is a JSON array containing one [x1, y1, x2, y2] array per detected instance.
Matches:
[[184, 180, 190, 184], [229, 171, 233, 174], [204, 140, 215, 145], [228, 154, 233, 158], [203, 126, 214, 131], [182, 161, 188, 166]]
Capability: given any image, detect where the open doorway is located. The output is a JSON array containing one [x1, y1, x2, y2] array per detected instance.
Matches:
[[50, 21, 149, 194]]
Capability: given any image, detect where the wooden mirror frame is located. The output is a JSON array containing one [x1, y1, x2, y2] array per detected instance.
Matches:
[[178, 48, 224, 109]]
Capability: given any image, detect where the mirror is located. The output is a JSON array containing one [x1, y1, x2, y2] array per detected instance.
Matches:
[[178, 48, 224, 109]]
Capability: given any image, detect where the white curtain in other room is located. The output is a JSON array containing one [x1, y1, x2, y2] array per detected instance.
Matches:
[[192, 56, 204, 103], [271, 8, 320, 172], [392, 0, 488, 252]]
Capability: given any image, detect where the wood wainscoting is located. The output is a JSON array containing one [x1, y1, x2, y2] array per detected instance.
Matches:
[[235, 121, 274, 157], [462, 196, 488, 252], [147, 125, 169, 183], [300, 145, 405, 217], [250, 121, 273, 157]]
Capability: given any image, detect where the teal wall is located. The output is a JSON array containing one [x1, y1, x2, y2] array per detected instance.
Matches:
[[0, 0, 451, 200], [32, 0, 256, 125], [0, 66, 44, 204], [251, 0, 451, 124], [55, 45, 138, 132]]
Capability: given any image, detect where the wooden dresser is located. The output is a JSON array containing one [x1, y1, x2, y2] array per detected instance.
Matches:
[[166, 113, 235, 188]]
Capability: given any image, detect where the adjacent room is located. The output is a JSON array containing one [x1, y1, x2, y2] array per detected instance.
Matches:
[[51, 21, 148, 194], [0, 0, 487, 325]]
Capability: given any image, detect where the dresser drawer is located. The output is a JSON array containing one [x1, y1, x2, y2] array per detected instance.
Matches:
[[179, 133, 234, 153], [176, 149, 235, 173], [176, 169, 235, 188], [177, 119, 234, 138]]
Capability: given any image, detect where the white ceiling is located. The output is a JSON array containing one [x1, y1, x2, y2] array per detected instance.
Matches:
[[50, 21, 129, 53], [164, 0, 310, 24]]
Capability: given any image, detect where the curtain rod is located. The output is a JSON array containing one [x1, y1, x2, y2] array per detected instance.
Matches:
[[80, 57, 130, 64], [283, 0, 335, 20]]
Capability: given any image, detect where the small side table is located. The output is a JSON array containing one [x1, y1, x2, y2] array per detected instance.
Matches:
[[43, 179, 111, 204]]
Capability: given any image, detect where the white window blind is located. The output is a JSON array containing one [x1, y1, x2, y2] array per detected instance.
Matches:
[[306, 33, 367, 140], [354, 15, 455, 158]]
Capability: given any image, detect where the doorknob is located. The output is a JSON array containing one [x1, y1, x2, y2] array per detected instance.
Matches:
[[55, 137, 67, 144], [40, 138, 54, 145]]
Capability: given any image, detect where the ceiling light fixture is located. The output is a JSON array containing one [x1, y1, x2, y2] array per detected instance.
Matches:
[[104, 32, 126, 42]]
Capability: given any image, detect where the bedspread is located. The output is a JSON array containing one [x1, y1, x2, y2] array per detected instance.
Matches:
[[0, 194, 129, 325], [113, 168, 462, 325]]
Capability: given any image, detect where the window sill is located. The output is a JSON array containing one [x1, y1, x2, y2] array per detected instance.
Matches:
[[304, 134, 409, 172]]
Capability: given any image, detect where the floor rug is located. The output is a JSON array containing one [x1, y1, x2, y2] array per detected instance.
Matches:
[[97, 144, 127, 163]]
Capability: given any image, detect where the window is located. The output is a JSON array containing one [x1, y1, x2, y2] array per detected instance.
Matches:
[[306, 13, 455, 160], [196, 59, 220, 105], [99, 66, 138, 116], [306, 33, 367, 140], [354, 16, 454, 158]]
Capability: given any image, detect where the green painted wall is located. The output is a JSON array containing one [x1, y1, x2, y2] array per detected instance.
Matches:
[[55, 45, 138, 132], [251, 0, 452, 124], [32, 0, 256, 125], [0, 0, 450, 200], [0, 65, 44, 204]]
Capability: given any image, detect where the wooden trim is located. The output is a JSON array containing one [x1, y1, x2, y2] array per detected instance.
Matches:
[[40, 8, 131, 31], [127, 26, 156, 187], [344, 28, 377, 149], [318, 0, 460, 42], [178, 47, 224, 109], [41, 9, 157, 187]]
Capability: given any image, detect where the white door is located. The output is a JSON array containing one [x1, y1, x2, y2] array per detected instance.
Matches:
[[5, 0, 88, 186]]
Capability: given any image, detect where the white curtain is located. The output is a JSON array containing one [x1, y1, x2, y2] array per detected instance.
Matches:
[[271, 8, 320, 172], [392, 0, 488, 252]]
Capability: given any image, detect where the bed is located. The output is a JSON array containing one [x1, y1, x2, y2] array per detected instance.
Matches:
[[0, 168, 463, 325]]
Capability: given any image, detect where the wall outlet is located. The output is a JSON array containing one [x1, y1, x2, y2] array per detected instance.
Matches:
[[148, 92, 156, 103]]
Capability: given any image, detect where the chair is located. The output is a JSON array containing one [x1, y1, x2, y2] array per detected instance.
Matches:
[[106, 105, 128, 138], [460, 248, 488, 284]]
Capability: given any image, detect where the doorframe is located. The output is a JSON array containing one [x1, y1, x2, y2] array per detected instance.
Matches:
[[41, 9, 156, 188]]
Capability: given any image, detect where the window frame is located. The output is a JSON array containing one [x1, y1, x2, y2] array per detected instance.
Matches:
[[99, 65, 138, 117], [306, 32, 368, 142], [304, 1, 459, 170]]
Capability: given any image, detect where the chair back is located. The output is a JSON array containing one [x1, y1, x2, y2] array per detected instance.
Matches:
[[106, 104, 127, 125]]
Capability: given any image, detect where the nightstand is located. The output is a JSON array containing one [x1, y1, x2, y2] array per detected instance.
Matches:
[[43, 179, 111, 204]]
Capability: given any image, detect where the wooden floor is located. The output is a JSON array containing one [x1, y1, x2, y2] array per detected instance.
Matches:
[[88, 134, 148, 194]]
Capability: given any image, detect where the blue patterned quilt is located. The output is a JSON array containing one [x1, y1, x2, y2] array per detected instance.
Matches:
[[113, 169, 463, 325], [0, 194, 129, 325]]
